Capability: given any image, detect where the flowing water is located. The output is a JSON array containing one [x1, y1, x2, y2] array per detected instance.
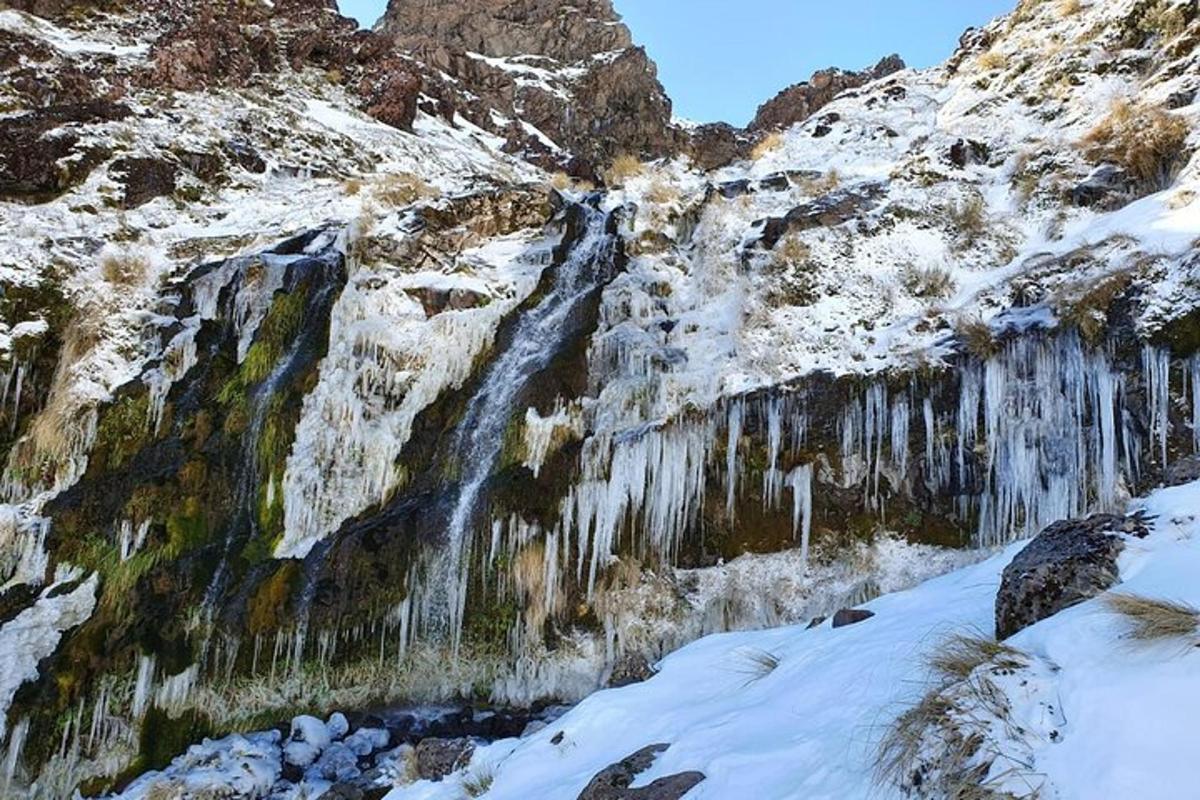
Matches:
[[431, 200, 618, 652]]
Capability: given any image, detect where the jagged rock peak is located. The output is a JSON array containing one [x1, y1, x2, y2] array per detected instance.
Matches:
[[378, 0, 633, 62], [749, 54, 906, 132]]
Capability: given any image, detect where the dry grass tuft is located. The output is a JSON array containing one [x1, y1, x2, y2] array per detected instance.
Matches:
[[342, 177, 363, 196], [929, 634, 1026, 683], [1138, 0, 1192, 42], [1057, 0, 1082, 17], [100, 251, 149, 286], [462, 765, 495, 797], [949, 194, 988, 244], [955, 316, 1002, 360], [604, 153, 645, 186], [645, 177, 680, 205], [977, 49, 1007, 71], [550, 171, 572, 190], [901, 264, 956, 300], [1106, 593, 1200, 642], [1056, 270, 1133, 343], [751, 131, 785, 160], [772, 234, 811, 269], [876, 692, 958, 790], [734, 647, 781, 684], [371, 171, 437, 206], [1083, 100, 1189, 191]]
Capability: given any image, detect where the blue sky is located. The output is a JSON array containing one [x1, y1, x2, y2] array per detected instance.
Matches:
[[337, 0, 1015, 125]]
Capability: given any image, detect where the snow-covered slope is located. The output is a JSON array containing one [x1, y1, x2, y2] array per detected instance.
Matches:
[[384, 478, 1200, 800]]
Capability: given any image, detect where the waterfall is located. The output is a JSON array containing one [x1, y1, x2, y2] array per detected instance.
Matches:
[[431, 200, 619, 652]]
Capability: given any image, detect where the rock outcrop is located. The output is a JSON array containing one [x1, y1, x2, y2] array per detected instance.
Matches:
[[749, 54, 906, 132], [577, 744, 705, 800], [378, 0, 676, 173], [995, 514, 1150, 639]]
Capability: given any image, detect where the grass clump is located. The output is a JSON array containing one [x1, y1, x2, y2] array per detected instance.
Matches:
[[604, 153, 645, 186], [733, 647, 782, 684], [955, 316, 1002, 360], [751, 131, 785, 160], [1105, 593, 1200, 642], [1056, 270, 1133, 343], [371, 171, 437, 206], [949, 193, 988, 245], [1082, 100, 1189, 192], [1057, 0, 1082, 17], [101, 251, 150, 286], [772, 234, 811, 269], [976, 49, 1007, 71], [901, 264, 956, 300], [462, 765, 495, 797], [929, 634, 1026, 682]]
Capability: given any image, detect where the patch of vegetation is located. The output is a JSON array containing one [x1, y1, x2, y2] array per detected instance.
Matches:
[[976, 49, 1007, 72], [604, 153, 645, 186], [751, 131, 785, 161], [1056, 270, 1133, 343], [733, 647, 782, 685], [1082, 99, 1190, 192], [901, 264, 956, 300], [948, 193, 988, 246], [955, 316, 1002, 360], [1105, 593, 1200, 642], [371, 171, 437, 207], [100, 251, 150, 286]]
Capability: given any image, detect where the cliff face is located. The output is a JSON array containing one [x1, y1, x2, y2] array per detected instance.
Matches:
[[378, 0, 677, 174], [749, 54, 907, 132]]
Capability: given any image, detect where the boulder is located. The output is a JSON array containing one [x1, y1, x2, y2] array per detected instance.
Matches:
[[0, 101, 128, 201], [995, 513, 1148, 639], [831, 608, 875, 628], [1069, 164, 1130, 210], [1164, 455, 1200, 487], [414, 737, 474, 781], [111, 156, 178, 208], [606, 653, 657, 688], [577, 743, 705, 800]]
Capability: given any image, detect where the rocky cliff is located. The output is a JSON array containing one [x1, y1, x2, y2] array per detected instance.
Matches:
[[0, 0, 1199, 797]]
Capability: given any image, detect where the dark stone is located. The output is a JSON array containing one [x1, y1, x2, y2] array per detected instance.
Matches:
[[831, 608, 875, 628], [948, 138, 989, 168], [681, 122, 751, 171], [577, 743, 705, 800], [224, 140, 267, 174], [995, 513, 1149, 639], [758, 172, 791, 192], [1069, 164, 1131, 210], [805, 615, 826, 629], [606, 653, 657, 688], [414, 737, 474, 781], [1164, 455, 1200, 487], [753, 182, 885, 250], [359, 58, 422, 131], [0, 101, 129, 202], [717, 179, 752, 199], [111, 157, 178, 209], [1166, 88, 1197, 110]]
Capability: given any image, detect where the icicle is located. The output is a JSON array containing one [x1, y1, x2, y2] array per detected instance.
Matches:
[[131, 654, 155, 718], [1192, 355, 1200, 453], [725, 399, 744, 519], [890, 395, 909, 481], [1143, 345, 1171, 467], [788, 464, 813, 570]]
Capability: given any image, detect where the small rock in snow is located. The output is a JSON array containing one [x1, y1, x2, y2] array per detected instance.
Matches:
[[831, 608, 875, 628]]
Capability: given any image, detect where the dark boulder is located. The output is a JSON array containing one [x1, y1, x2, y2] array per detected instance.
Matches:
[[831, 608, 875, 628], [359, 58, 422, 131], [1164, 455, 1200, 487], [111, 156, 178, 208], [948, 138, 989, 168], [149, 16, 279, 91], [1069, 164, 1131, 210], [414, 737, 474, 781], [577, 743, 704, 800], [0, 101, 129, 202], [995, 513, 1149, 639], [749, 55, 904, 132], [606, 653, 657, 688], [753, 182, 885, 250]]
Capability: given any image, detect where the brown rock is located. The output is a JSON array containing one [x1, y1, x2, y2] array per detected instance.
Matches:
[[0, 101, 129, 202], [111, 156, 178, 209], [149, 16, 279, 91], [414, 737, 474, 781], [359, 58, 422, 131], [749, 55, 905, 133], [577, 744, 704, 800], [831, 608, 875, 628]]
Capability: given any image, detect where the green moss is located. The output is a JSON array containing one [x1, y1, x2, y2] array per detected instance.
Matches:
[[137, 706, 215, 773], [91, 393, 151, 471]]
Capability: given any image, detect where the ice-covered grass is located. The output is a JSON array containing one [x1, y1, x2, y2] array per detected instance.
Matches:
[[382, 478, 1200, 800]]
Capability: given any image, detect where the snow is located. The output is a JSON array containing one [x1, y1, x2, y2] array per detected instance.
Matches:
[[384, 478, 1200, 800]]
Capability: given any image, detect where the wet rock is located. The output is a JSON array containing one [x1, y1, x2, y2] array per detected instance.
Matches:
[[414, 737, 474, 781], [407, 286, 491, 317], [577, 743, 705, 800], [606, 653, 657, 687], [995, 514, 1149, 639], [1164, 455, 1200, 487], [285, 715, 333, 768], [758, 172, 791, 192], [831, 608, 875, 628], [749, 55, 904, 132], [111, 156, 178, 208]]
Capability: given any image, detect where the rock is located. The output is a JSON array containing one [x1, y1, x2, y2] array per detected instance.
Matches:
[[343, 727, 390, 756], [1069, 164, 1130, 210], [0, 101, 129, 201], [359, 57, 422, 131], [995, 513, 1149, 639], [749, 55, 905, 132], [326, 712, 350, 740], [312, 741, 361, 783], [149, 15, 279, 91], [285, 715, 333, 768], [831, 608, 875, 628], [754, 182, 885, 250], [414, 737, 474, 781], [110, 156, 178, 209], [717, 179, 752, 199], [577, 743, 705, 800], [680, 122, 751, 171], [758, 172, 791, 192], [805, 615, 827, 629], [606, 653, 657, 688], [948, 138, 989, 168], [224, 140, 267, 174], [1164, 455, 1200, 487]]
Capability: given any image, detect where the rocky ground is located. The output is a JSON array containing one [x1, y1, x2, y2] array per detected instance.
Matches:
[[0, 0, 1199, 797]]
